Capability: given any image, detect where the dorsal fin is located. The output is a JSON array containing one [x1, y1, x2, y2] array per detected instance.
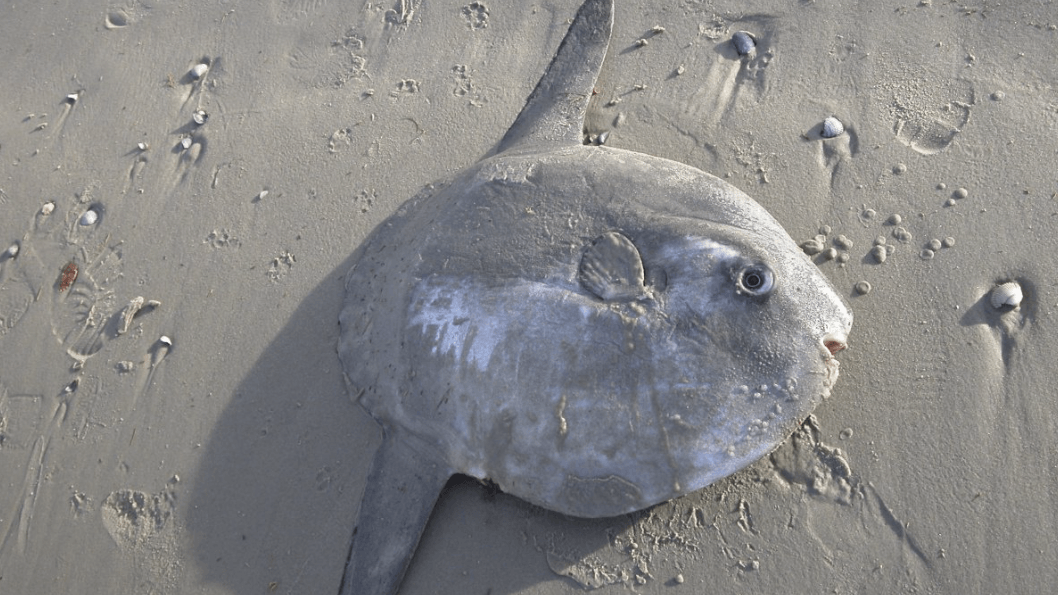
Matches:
[[493, 0, 614, 154]]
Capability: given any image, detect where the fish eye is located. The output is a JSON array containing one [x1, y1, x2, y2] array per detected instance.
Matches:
[[736, 264, 774, 296]]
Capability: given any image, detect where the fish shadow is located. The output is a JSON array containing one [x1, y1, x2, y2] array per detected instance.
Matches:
[[186, 243, 603, 594], [185, 248, 371, 594]]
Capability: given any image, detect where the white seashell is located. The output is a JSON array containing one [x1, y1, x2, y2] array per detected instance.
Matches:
[[732, 31, 756, 55], [4, 242, 18, 258], [79, 209, 98, 226], [180, 137, 193, 150], [821, 116, 845, 138], [159, 335, 173, 347], [991, 282, 1023, 309], [137, 142, 149, 151], [41, 202, 55, 216], [190, 63, 209, 79], [192, 109, 208, 125]]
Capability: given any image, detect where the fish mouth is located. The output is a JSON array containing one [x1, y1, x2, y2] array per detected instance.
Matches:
[[822, 334, 848, 358]]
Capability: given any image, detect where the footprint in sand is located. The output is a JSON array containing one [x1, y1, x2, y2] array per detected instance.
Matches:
[[0, 196, 167, 562], [0, 194, 161, 372], [890, 78, 974, 155]]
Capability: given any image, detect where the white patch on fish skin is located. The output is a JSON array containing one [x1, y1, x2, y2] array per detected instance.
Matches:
[[673, 236, 741, 261], [409, 281, 599, 373]]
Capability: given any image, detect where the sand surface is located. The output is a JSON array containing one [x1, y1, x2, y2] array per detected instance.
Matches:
[[1, 0, 1057, 593]]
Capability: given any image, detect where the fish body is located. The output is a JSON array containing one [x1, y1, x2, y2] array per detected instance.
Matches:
[[344, 143, 849, 517], [337, 0, 852, 592]]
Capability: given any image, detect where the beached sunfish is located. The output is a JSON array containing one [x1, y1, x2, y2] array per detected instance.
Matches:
[[337, 0, 852, 592]]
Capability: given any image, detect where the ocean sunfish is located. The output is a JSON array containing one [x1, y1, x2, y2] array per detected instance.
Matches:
[[337, 0, 853, 593]]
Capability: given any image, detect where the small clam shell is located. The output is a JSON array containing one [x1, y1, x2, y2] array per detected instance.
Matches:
[[192, 109, 209, 125], [79, 209, 99, 226], [41, 201, 55, 216], [732, 31, 756, 56], [821, 116, 845, 138], [991, 282, 1023, 309], [190, 63, 209, 79], [801, 238, 824, 255], [4, 242, 18, 258]]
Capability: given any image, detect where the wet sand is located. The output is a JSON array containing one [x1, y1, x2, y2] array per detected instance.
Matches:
[[1, 0, 1056, 593]]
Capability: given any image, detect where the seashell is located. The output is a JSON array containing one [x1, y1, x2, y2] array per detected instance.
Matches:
[[801, 238, 824, 255], [190, 63, 209, 80], [821, 116, 845, 138], [180, 137, 193, 150], [732, 31, 756, 55], [192, 109, 209, 125], [79, 209, 98, 226], [117, 296, 161, 335], [4, 242, 18, 258], [991, 282, 1023, 309], [41, 202, 55, 216]]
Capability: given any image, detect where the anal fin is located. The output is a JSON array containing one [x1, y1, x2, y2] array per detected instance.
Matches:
[[339, 430, 452, 595]]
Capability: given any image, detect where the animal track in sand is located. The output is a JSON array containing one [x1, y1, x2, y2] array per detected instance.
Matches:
[[288, 28, 369, 89], [461, 2, 489, 30]]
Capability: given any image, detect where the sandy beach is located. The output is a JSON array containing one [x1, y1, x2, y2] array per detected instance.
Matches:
[[1, 0, 1057, 593]]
